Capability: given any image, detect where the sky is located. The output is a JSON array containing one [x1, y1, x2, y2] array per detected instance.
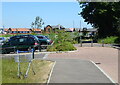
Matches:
[[1, 2, 93, 29]]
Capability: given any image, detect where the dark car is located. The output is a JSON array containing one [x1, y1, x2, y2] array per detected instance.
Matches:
[[36, 35, 53, 45], [1, 35, 40, 54]]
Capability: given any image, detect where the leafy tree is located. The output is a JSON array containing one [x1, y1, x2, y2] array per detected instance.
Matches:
[[78, 2, 120, 38], [31, 16, 44, 30]]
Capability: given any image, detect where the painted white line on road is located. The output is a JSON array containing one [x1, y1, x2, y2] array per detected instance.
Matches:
[[47, 61, 56, 85], [90, 60, 117, 84]]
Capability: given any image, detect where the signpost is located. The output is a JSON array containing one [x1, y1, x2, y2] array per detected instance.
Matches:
[[14, 49, 36, 78]]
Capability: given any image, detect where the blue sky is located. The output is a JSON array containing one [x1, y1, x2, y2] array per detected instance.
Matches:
[[2, 2, 92, 29]]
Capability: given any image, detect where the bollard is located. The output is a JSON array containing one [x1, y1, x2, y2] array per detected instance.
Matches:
[[80, 40, 82, 47], [38, 45, 41, 52], [102, 40, 104, 47], [91, 39, 93, 47], [80, 36, 82, 47]]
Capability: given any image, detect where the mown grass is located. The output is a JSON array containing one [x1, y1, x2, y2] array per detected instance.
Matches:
[[2, 58, 54, 83]]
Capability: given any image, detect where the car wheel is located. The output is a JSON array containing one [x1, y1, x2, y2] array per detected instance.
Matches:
[[40, 42, 47, 49]]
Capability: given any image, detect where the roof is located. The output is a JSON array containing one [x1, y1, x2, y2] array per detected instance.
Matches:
[[74, 28, 81, 31], [51, 25, 65, 29], [33, 29, 41, 31], [45, 25, 52, 28], [85, 28, 97, 32], [65, 28, 75, 32], [4, 28, 30, 31], [4, 28, 41, 32], [4, 28, 8, 31]]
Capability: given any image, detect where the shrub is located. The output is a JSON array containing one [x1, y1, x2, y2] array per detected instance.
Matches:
[[98, 36, 118, 44], [47, 42, 76, 51], [114, 37, 120, 44]]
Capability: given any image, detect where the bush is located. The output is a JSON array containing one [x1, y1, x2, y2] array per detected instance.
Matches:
[[47, 42, 76, 51], [43, 30, 77, 51], [98, 36, 118, 44], [114, 37, 120, 44]]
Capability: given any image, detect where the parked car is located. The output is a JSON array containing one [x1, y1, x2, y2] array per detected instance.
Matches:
[[0, 37, 6, 45], [36, 35, 53, 45], [1, 35, 40, 54]]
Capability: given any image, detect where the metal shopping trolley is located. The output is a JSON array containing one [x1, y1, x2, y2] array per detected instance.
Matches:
[[14, 49, 36, 78]]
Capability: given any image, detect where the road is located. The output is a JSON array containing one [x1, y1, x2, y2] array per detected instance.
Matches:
[[47, 58, 114, 83]]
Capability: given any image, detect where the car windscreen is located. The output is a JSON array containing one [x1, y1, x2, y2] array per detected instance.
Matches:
[[10, 37, 35, 45], [37, 36, 46, 39], [45, 36, 49, 39]]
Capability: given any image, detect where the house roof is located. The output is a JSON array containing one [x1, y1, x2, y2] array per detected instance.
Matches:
[[74, 28, 81, 31], [84, 28, 97, 32], [65, 28, 75, 32], [45, 25, 52, 28], [51, 25, 65, 29], [33, 28, 41, 31], [4, 28, 8, 31], [5, 28, 30, 31]]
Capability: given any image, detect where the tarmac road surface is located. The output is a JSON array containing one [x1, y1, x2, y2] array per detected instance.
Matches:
[[48, 58, 115, 84]]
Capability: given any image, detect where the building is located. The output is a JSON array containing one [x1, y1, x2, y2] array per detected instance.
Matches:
[[44, 25, 65, 33], [80, 28, 98, 37], [4, 28, 42, 34], [0, 28, 6, 34], [65, 28, 75, 32], [30, 28, 42, 33], [65, 28, 81, 32]]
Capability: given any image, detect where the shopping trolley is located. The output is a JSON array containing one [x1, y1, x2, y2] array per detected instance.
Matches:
[[14, 49, 36, 78]]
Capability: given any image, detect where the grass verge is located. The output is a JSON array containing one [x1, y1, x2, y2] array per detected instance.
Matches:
[[2, 58, 54, 83]]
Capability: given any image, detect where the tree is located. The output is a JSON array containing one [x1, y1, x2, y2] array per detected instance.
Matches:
[[31, 16, 44, 30], [78, 2, 120, 38]]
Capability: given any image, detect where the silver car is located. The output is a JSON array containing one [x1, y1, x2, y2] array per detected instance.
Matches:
[[0, 37, 6, 45]]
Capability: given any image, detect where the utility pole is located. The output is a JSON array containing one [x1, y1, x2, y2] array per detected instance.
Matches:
[[80, 20, 81, 29]]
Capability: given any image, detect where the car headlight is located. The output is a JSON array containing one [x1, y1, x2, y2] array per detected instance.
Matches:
[[47, 40, 50, 42]]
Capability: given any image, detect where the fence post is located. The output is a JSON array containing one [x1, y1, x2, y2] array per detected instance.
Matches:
[[91, 39, 93, 47], [102, 40, 104, 47], [32, 48, 34, 59], [80, 36, 82, 47], [39, 45, 41, 52]]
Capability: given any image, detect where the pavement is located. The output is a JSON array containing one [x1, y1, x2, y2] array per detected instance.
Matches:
[[74, 43, 112, 47], [47, 44, 118, 84], [47, 58, 114, 83]]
